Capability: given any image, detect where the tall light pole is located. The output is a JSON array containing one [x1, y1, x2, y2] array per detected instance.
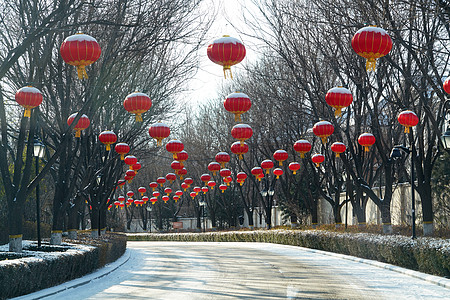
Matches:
[[199, 199, 206, 232], [33, 138, 45, 248], [96, 174, 102, 237], [146, 205, 152, 232], [441, 100, 450, 153]]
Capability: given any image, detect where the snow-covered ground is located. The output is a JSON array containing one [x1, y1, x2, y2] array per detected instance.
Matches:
[[11, 241, 450, 300]]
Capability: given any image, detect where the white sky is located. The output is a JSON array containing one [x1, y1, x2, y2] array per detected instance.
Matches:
[[181, 0, 260, 109]]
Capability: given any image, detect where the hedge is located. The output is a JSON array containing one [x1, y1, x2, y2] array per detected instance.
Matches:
[[127, 229, 450, 278], [0, 233, 127, 299]]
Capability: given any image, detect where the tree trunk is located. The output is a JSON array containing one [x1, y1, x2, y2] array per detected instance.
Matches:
[[418, 183, 434, 236], [8, 199, 24, 252]]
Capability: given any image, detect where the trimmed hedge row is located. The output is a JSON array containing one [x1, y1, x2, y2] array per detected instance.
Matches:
[[0, 233, 127, 299], [127, 230, 450, 278]]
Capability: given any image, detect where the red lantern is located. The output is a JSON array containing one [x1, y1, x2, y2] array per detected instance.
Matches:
[[176, 150, 189, 164], [124, 155, 137, 169], [181, 182, 188, 191], [162, 195, 170, 203], [230, 141, 249, 160], [178, 168, 187, 180], [215, 152, 231, 168], [261, 160, 274, 174], [223, 176, 233, 186], [190, 192, 197, 199], [207, 181, 216, 189], [444, 77, 450, 94], [166, 173, 177, 183], [397, 110, 419, 134], [330, 142, 346, 157], [201, 186, 209, 194], [219, 168, 231, 178], [117, 179, 126, 189], [351, 26, 393, 71], [60, 33, 101, 79], [118, 196, 125, 202], [132, 162, 141, 172], [207, 35, 246, 79], [119, 202, 125, 209], [173, 196, 180, 203], [251, 167, 264, 181], [219, 184, 228, 193], [273, 150, 288, 166], [208, 162, 221, 176], [138, 187, 146, 196], [273, 168, 283, 179], [67, 113, 90, 137], [293, 140, 312, 158], [311, 154, 325, 168], [231, 124, 253, 146], [143, 196, 149, 203], [289, 162, 301, 175], [201, 174, 211, 185], [236, 172, 247, 186], [171, 160, 183, 172], [124, 175, 133, 183], [325, 87, 353, 117], [184, 178, 194, 186], [125, 170, 136, 178], [164, 187, 172, 196], [153, 191, 160, 198], [224, 92, 252, 122], [149, 122, 170, 146], [149, 182, 158, 191], [115, 143, 130, 160], [114, 201, 120, 208], [15, 86, 43, 118], [127, 191, 134, 198], [99, 130, 117, 151], [166, 140, 184, 159], [358, 133, 376, 152], [313, 121, 334, 144], [175, 190, 183, 197], [123, 92, 152, 122], [157, 177, 166, 186], [150, 197, 158, 205], [193, 186, 201, 195]]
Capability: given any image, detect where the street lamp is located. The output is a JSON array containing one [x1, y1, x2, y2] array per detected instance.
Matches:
[[198, 199, 206, 232], [390, 144, 415, 239], [33, 138, 45, 248], [146, 206, 153, 232], [441, 100, 450, 152]]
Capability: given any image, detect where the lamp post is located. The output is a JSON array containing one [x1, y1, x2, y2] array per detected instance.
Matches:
[[441, 100, 450, 153], [342, 172, 348, 229], [260, 177, 275, 229], [146, 206, 152, 232], [96, 174, 102, 237], [33, 138, 45, 248], [198, 199, 206, 232], [390, 144, 415, 239]]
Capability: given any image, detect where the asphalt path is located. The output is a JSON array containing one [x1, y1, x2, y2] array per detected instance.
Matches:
[[17, 241, 450, 299]]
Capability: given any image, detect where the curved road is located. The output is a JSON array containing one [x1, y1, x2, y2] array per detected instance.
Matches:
[[19, 242, 450, 299]]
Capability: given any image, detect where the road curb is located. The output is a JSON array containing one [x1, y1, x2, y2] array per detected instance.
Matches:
[[297, 246, 450, 289], [13, 249, 132, 300]]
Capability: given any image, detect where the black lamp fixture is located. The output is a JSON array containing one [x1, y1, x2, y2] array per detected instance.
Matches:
[[442, 100, 450, 152]]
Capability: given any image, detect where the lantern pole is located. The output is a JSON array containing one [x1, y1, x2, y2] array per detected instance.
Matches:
[[33, 138, 45, 248], [410, 130, 416, 239]]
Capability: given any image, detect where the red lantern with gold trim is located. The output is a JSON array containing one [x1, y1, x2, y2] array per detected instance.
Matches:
[[358, 133, 376, 152], [325, 87, 353, 117], [397, 110, 419, 134], [162, 195, 170, 203], [123, 92, 152, 122], [138, 187, 146, 196], [231, 124, 253, 146], [150, 197, 158, 205], [124, 155, 137, 169], [293, 140, 312, 158], [261, 160, 274, 174], [311, 154, 325, 168], [236, 172, 247, 186], [181, 182, 188, 191], [176, 150, 189, 165], [157, 177, 166, 186], [207, 181, 216, 189], [164, 187, 172, 196], [60, 33, 101, 79], [207, 35, 246, 79], [178, 168, 187, 180], [149, 182, 158, 191], [193, 186, 201, 195], [166, 140, 184, 159], [289, 162, 300, 175], [230, 141, 249, 160], [190, 192, 197, 199], [330, 142, 346, 157], [149, 122, 170, 146], [224, 92, 251, 122], [201, 174, 211, 185], [219, 184, 228, 193], [115, 143, 130, 160], [351, 26, 393, 71], [219, 168, 231, 178], [99, 131, 117, 151], [171, 160, 183, 173], [273, 150, 288, 166], [184, 178, 194, 187], [313, 121, 334, 144], [132, 162, 141, 172], [273, 168, 283, 179], [251, 167, 263, 181], [215, 152, 231, 168], [166, 173, 177, 184], [67, 113, 90, 137], [208, 162, 221, 176], [223, 176, 233, 186], [15, 86, 43, 118]]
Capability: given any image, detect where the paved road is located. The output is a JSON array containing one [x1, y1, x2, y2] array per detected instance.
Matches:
[[20, 242, 450, 299]]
